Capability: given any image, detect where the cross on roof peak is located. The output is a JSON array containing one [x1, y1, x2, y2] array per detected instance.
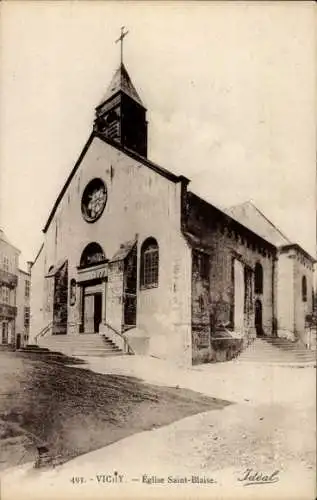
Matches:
[[115, 26, 129, 65]]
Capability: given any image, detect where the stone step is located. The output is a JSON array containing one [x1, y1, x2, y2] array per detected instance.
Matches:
[[239, 355, 316, 361], [60, 347, 121, 355], [47, 336, 105, 340], [37, 332, 125, 359], [237, 338, 316, 364], [39, 336, 117, 346], [20, 346, 50, 352], [18, 350, 63, 357], [41, 341, 112, 347], [15, 351, 86, 364], [240, 346, 315, 355], [239, 349, 316, 357], [40, 345, 120, 353], [75, 351, 124, 358]]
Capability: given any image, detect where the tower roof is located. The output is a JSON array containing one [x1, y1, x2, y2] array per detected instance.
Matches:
[[98, 63, 144, 107]]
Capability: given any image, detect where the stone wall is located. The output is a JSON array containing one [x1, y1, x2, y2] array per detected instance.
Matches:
[[185, 193, 275, 364]]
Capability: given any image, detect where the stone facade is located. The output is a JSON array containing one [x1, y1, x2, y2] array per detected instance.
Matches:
[[30, 136, 192, 365], [29, 63, 316, 366], [183, 192, 276, 364]]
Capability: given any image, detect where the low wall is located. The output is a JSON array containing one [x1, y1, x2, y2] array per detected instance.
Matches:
[[192, 336, 249, 365]]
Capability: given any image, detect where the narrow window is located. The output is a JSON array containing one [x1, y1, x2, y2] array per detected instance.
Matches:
[[140, 238, 159, 289], [254, 262, 263, 294], [302, 276, 307, 302], [3, 256, 9, 272], [200, 252, 210, 281], [193, 250, 210, 281], [24, 306, 30, 331], [69, 279, 77, 306], [1, 286, 10, 304], [25, 280, 30, 298]]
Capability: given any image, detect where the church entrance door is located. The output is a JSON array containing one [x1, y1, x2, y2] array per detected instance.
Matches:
[[255, 299, 263, 337], [82, 284, 103, 333]]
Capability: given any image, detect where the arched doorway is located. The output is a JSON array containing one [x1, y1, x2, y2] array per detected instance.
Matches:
[[255, 299, 263, 337], [79, 243, 106, 334]]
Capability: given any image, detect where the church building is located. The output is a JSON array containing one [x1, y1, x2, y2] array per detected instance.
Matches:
[[30, 51, 315, 365]]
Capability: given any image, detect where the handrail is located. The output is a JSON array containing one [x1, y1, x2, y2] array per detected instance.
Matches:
[[34, 321, 53, 344], [34, 319, 134, 354], [103, 321, 134, 355], [35, 321, 80, 343]]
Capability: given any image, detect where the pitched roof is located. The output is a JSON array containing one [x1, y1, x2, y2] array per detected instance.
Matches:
[[224, 201, 291, 247], [98, 63, 144, 107], [279, 243, 316, 264], [0, 229, 20, 252], [110, 238, 136, 263], [186, 192, 276, 254], [0, 229, 12, 245]]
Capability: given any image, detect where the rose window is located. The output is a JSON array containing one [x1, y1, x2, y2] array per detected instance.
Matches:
[[81, 178, 107, 222]]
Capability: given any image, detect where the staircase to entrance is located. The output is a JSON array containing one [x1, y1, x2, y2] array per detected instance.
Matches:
[[38, 333, 126, 358], [235, 336, 316, 365]]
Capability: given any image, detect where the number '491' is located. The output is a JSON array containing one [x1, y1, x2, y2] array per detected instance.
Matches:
[[70, 476, 85, 484]]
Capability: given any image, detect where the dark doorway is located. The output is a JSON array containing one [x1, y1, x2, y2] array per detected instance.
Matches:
[[1, 323, 8, 344], [16, 334, 21, 350], [255, 299, 263, 337], [94, 293, 102, 333]]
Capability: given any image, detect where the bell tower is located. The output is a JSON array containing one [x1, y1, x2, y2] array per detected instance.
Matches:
[[94, 29, 148, 157]]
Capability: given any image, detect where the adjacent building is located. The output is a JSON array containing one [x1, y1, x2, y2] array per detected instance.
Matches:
[[0, 229, 19, 346], [16, 265, 31, 348], [0, 229, 32, 349], [30, 61, 316, 365]]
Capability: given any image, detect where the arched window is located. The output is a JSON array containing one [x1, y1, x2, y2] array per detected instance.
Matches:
[[80, 242, 106, 268], [140, 237, 159, 289], [302, 275, 307, 302], [254, 262, 263, 294]]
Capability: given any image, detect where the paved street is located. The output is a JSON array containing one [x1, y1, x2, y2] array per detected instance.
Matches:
[[1, 354, 315, 500]]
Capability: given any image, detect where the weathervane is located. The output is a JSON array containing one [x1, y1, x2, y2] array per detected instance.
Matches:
[[115, 26, 129, 65]]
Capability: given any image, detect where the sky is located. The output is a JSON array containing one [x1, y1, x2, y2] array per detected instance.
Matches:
[[0, 1, 316, 270]]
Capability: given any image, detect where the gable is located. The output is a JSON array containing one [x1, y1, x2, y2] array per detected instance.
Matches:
[[43, 132, 187, 234]]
